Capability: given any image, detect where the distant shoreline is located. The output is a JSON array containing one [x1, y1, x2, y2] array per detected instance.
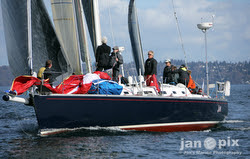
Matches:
[[0, 60, 249, 86]]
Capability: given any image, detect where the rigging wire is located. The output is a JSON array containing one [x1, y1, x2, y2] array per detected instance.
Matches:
[[210, 55, 223, 82], [171, 0, 187, 67], [107, 0, 115, 46]]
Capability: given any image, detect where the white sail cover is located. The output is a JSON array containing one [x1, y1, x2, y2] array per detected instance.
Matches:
[[1, 0, 70, 77], [51, 0, 83, 75]]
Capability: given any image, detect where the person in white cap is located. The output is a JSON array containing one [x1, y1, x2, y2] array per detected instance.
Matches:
[[109, 46, 123, 82], [95, 36, 111, 71], [163, 59, 174, 84]]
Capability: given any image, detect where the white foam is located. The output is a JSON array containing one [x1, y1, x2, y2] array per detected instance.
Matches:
[[39, 126, 128, 136], [221, 120, 246, 123]]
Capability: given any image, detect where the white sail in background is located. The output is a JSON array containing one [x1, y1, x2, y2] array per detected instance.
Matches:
[[51, 0, 83, 75]]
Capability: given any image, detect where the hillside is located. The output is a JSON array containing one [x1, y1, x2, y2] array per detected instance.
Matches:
[[0, 61, 249, 86], [123, 60, 250, 85]]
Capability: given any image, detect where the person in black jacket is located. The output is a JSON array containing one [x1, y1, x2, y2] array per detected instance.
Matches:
[[95, 36, 111, 71], [38, 60, 54, 85], [109, 46, 123, 82], [163, 59, 174, 84], [144, 50, 160, 92]]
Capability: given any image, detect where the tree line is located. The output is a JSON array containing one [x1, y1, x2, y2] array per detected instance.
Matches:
[[123, 60, 250, 85], [0, 60, 249, 86]]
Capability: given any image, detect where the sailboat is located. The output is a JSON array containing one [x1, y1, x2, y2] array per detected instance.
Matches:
[[2, 0, 229, 136]]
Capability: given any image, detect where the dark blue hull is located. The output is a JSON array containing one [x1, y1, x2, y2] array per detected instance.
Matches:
[[33, 94, 228, 134]]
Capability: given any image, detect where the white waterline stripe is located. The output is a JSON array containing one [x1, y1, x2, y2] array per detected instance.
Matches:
[[118, 121, 219, 129], [39, 121, 220, 136]]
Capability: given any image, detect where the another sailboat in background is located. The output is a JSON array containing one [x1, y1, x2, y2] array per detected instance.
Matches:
[[2, 0, 229, 136]]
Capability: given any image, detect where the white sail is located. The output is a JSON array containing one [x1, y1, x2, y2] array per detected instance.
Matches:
[[51, 0, 83, 75]]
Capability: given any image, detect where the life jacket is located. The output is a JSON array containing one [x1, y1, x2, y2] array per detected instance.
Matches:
[[187, 75, 196, 89], [37, 67, 46, 79]]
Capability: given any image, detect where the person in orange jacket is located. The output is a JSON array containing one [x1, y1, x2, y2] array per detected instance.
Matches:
[[187, 70, 196, 93]]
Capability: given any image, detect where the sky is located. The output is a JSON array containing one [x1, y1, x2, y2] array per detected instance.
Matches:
[[0, 0, 250, 66]]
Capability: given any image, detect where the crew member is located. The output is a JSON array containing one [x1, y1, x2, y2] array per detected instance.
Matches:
[[187, 70, 196, 93], [95, 36, 111, 71], [172, 66, 179, 84], [144, 50, 160, 92], [109, 46, 123, 82], [163, 59, 174, 84], [37, 60, 54, 89], [175, 64, 189, 86]]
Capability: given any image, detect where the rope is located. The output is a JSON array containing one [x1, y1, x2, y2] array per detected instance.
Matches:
[[171, 0, 187, 67]]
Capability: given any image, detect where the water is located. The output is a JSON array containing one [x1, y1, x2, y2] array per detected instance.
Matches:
[[0, 85, 249, 158]]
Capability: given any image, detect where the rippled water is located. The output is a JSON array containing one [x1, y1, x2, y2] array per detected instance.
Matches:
[[0, 85, 249, 158]]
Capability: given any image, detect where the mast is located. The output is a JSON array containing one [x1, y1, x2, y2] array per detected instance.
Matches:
[[27, 0, 33, 75], [72, 0, 83, 74], [78, 0, 92, 73], [128, 0, 145, 76]]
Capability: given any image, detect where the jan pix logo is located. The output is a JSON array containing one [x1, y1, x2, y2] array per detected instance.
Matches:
[[180, 137, 239, 151]]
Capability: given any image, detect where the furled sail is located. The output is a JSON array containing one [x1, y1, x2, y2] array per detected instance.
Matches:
[[51, 0, 83, 75], [81, 0, 102, 57], [1, 0, 70, 78], [128, 0, 145, 76]]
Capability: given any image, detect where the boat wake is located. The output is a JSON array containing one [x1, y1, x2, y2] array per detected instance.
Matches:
[[209, 120, 250, 132], [39, 126, 129, 137], [81, 126, 129, 132], [230, 127, 250, 131], [221, 120, 246, 123]]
